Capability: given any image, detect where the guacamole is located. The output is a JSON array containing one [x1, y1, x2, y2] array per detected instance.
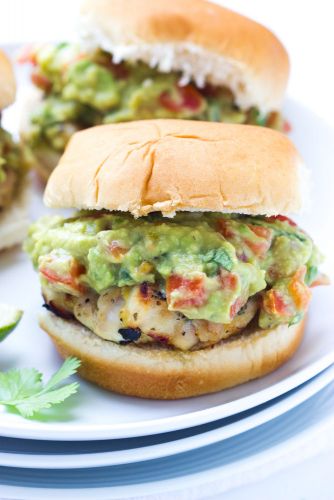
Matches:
[[26, 212, 321, 329], [23, 43, 282, 159], [0, 127, 24, 208]]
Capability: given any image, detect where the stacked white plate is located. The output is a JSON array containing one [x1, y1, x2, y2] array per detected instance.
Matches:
[[0, 54, 333, 498]]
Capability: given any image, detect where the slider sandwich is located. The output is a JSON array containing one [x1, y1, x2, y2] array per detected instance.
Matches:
[[0, 50, 29, 250], [25, 120, 326, 399], [20, 0, 289, 179]]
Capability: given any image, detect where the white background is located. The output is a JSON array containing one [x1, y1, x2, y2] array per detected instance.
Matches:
[[0, 0, 334, 498]]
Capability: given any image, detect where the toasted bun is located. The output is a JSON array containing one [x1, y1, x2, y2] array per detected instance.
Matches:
[[0, 50, 16, 110], [0, 180, 30, 251], [44, 120, 305, 217], [40, 311, 304, 399], [80, 0, 289, 114]]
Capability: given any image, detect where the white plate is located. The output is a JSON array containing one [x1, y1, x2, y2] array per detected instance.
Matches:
[[0, 364, 333, 469], [0, 54, 333, 440], [0, 377, 333, 499]]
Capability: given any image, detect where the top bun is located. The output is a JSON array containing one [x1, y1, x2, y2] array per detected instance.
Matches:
[[79, 0, 289, 114], [0, 50, 16, 110], [44, 120, 304, 217]]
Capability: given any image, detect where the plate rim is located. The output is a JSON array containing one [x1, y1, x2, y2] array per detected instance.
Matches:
[[0, 363, 333, 468]]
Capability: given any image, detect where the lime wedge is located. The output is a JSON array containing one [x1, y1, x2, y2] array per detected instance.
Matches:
[[0, 304, 23, 341]]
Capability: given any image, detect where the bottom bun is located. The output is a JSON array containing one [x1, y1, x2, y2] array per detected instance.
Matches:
[[0, 180, 30, 251], [39, 311, 305, 399]]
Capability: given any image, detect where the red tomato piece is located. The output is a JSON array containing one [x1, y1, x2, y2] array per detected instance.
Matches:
[[288, 268, 311, 311], [31, 71, 51, 91], [244, 239, 268, 257], [248, 224, 272, 239], [230, 297, 244, 318], [267, 215, 297, 227], [159, 84, 203, 113], [40, 261, 85, 293], [166, 275, 207, 308], [263, 289, 289, 316], [310, 273, 330, 287], [219, 269, 239, 291], [217, 219, 235, 239], [283, 120, 292, 133]]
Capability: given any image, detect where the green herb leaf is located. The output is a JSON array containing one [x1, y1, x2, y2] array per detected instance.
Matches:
[[212, 248, 233, 271], [0, 357, 81, 418], [305, 265, 318, 286], [12, 383, 79, 418], [288, 313, 303, 327], [0, 368, 42, 401], [42, 357, 81, 393]]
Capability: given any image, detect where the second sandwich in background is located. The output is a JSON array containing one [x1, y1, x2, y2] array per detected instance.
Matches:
[[0, 50, 29, 250], [20, 0, 289, 179]]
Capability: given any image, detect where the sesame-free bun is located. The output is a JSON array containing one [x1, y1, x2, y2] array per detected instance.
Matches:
[[44, 120, 305, 217], [40, 311, 304, 399], [80, 0, 289, 114], [0, 50, 16, 110]]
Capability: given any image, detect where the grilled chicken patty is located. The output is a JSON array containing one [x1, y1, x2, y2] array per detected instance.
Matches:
[[42, 282, 259, 350]]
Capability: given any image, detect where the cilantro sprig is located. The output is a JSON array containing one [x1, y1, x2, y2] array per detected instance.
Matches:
[[0, 357, 81, 418]]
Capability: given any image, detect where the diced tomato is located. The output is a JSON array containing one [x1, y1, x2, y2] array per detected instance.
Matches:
[[243, 224, 272, 257], [262, 289, 289, 316], [283, 120, 292, 133], [40, 261, 85, 293], [288, 268, 311, 310], [289, 280, 311, 310], [267, 215, 297, 227], [31, 71, 51, 91], [310, 273, 330, 287], [248, 224, 271, 239], [166, 275, 207, 308], [244, 238, 270, 257], [108, 241, 128, 260], [230, 297, 244, 318], [17, 44, 38, 65], [159, 84, 203, 113], [219, 269, 239, 291], [217, 219, 235, 239]]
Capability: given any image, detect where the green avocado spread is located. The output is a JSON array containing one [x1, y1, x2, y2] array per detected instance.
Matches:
[[24, 43, 282, 156], [25, 212, 321, 328], [0, 128, 27, 208]]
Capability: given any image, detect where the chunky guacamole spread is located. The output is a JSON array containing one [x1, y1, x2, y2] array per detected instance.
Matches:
[[0, 127, 24, 209], [23, 43, 282, 160], [26, 212, 323, 350]]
